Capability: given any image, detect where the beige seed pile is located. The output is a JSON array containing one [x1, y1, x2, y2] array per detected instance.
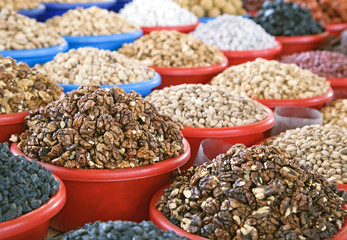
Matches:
[[175, 0, 246, 17], [211, 58, 330, 99], [263, 124, 347, 184], [0, 0, 40, 10], [118, 30, 225, 67], [146, 84, 268, 128], [322, 99, 347, 128], [36, 47, 156, 85], [0, 9, 64, 50], [45, 6, 140, 36]]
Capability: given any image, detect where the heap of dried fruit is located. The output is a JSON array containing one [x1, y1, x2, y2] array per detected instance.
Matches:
[[157, 144, 347, 239], [18, 84, 184, 169], [0, 56, 62, 114]]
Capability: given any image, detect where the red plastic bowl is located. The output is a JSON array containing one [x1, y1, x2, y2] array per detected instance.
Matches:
[[325, 23, 347, 37], [150, 57, 228, 89], [254, 87, 334, 110], [0, 110, 30, 143], [10, 139, 190, 232], [0, 175, 66, 240], [180, 107, 274, 170], [150, 185, 347, 240], [275, 31, 329, 55], [327, 77, 347, 99], [141, 22, 199, 35], [222, 43, 282, 66]]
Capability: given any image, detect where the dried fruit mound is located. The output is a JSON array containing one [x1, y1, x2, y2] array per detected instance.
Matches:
[[18, 84, 184, 169], [156, 144, 347, 240]]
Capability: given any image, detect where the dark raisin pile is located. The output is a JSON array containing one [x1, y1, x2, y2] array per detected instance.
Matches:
[[0, 142, 59, 223], [253, 0, 325, 36]]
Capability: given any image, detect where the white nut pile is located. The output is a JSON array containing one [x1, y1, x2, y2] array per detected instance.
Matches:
[[0, 0, 40, 10], [175, 0, 246, 17], [0, 9, 64, 50], [36, 47, 155, 85], [118, 30, 225, 67], [263, 124, 347, 184], [322, 99, 347, 128], [45, 6, 140, 36], [146, 84, 268, 128], [120, 0, 198, 27], [211, 58, 330, 99], [191, 15, 278, 51]]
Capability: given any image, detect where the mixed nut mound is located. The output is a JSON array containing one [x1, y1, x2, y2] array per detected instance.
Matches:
[[263, 124, 347, 184], [0, 56, 63, 114], [156, 144, 347, 240], [210, 58, 330, 100], [18, 84, 184, 169], [118, 30, 225, 68], [0, 8, 65, 50], [36, 47, 156, 85], [321, 99, 347, 128], [0, 0, 40, 10], [146, 84, 268, 128], [45, 6, 140, 36]]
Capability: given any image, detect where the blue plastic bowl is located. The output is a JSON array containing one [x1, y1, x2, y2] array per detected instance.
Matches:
[[63, 30, 143, 50], [40, 0, 116, 21], [0, 41, 68, 67], [110, 0, 132, 12], [58, 72, 161, 96], [18, 4, 46, 20]]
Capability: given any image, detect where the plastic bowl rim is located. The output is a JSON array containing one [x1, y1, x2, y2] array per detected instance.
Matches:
[[275, 31, 329, 43], [17, 4, 46, 14], [222, 42, 282, 57], [58, 72, 161, 92], [62, 29, 143, 43], [149, 184, 208, 240], [0, 110, 31, 125], [326, 77, 347, 88], [0, 41, 68, 58], [10, 138, 190, 182], [140, 21, 199, 32], [0, 174, 66, 239], [43, 0, 115, 8], [181, 106, 274, 138], [324, 22, 347, 30], [254, 87, 334, 108], [150, 57, 228, 76]]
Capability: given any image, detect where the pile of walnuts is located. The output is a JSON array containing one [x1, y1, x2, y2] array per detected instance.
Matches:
[[18, 84, 184, 169]]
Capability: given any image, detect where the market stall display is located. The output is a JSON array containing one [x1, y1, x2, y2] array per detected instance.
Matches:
[[118, 30, 227, 88], [0, 142, 66, 240], [45, 6, 142, 50], [11, 84, 190, 231], [253, 0, 328, 55], [36, 47, 160, 95], [191, 14, 281, 65], [153, 144, 347, 239], [0, 9, 67, 66], [0, 56, 63, 142], [210, 58, 333, 109], [146, 84, 274, 169]]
